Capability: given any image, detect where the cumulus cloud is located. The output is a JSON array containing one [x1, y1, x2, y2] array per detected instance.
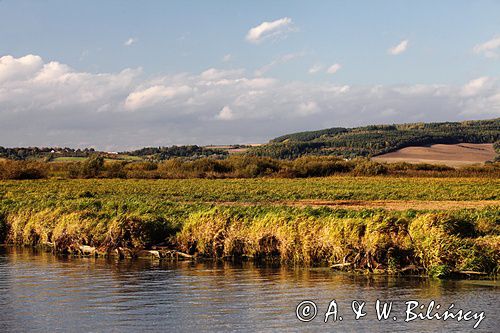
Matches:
[[0, 54, 140, 113], [124, 37, 138, 46], [246, 17, 294, 43], [326, 63, 341, 74], [0, 54, 499, 150], [216, 106, 234, 120], [0, 54, 43, 82], [461, 77, 494, 96], [388, 39, 409, 55], [124, 85, 192, 110], [222, 54, 232, 62], [473, 36, 500, 58]]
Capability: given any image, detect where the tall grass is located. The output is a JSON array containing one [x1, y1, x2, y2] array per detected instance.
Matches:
[[1, 201, 498, 276], [176, 207, 499, 276], [0, 177, 498, 277]]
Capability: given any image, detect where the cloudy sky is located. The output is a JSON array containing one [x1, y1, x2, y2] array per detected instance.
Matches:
[[1, 1, 499, 150]]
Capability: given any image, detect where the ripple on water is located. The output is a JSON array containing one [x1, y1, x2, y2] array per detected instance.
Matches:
[[0, 246, 498, 333]]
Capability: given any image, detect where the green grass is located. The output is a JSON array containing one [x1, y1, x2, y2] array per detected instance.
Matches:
[[0, 177, 498, 211], [51, 157, 87, 162], [111, 155, 144, 161], [0, 177, 498, 277]]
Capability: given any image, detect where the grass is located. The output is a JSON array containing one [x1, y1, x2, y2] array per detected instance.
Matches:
[[51, 157, 87, 162], [0, 177, 498, 208], [0, 176, 498, 277]]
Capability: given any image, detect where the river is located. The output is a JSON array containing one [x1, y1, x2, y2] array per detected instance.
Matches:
[[0, 246, 498, 332]]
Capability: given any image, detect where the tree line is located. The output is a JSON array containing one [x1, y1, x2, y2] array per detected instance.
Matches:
[[1, 155, 498, 180], [249, 118, 500, 159]]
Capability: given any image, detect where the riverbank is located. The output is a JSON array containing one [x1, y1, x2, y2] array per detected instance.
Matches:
[[0, 177, 498, 278]]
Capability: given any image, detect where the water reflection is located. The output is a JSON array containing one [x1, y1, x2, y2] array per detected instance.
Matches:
[[0, 246, 498, 332]]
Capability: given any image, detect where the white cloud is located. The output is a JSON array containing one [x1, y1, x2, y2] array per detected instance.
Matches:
[[308, 64, 323, 74], [222, 54, 232, 62], [1, 54, 499, 149], [124, 37, 138, 47], [297, 101, 319, 116], [473, 36, 500, 58], [0, 54, 140, 112], [0, 54, 43, 82], [246, 17, 294, 43], [124, 85, 192, 110], [388, 39, 409, 55], [461, 77, 493, 96], [255, 52, 304, 76], [33, 61, 72, 82], [244, 77, 277, 89], [326, 63, 341, 74], [200, 68, 245, 81], [216, 106, 234, 120]]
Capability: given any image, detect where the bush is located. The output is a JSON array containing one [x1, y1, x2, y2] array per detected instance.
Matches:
[[413, 163, 454, 171], [124, 161, 158, 171], [352, 160, 388, 176], [288, 156, 353, 177], [0, 161, 48, 179], [104, 161, 127, 178], [68, 156, 105, 178], [226, 156, 281, 177]]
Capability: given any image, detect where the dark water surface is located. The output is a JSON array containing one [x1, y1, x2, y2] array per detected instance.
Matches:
[[0, 246, 498, 332]]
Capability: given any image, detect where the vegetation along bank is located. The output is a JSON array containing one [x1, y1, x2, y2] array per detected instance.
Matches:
[[0, 177, 498, 278]]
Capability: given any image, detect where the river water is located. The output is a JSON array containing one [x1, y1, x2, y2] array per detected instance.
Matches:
[[0, 246, 498, 332]]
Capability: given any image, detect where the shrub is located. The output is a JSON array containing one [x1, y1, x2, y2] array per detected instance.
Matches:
[[104, 161, 127, 178], [289, 156, 353, 177], [68, 156, 105, 178], [226, 156, 281, 177], [413, 163, 454, 171], [352, 160, 388, 176], [0, 160, 48, 179]]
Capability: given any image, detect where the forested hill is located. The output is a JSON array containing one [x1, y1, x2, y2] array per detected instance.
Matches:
[[247, 118, 500, 159]]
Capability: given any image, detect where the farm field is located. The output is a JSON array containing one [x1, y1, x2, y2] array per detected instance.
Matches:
[[0, 177, 498, 277], [372, 143, 496, 166]]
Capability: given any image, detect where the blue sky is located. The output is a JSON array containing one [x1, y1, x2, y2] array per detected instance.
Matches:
[[0, 0, 499, 149]]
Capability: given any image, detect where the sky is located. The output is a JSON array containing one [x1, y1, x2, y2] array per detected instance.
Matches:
[[0, 0, 499, 150]]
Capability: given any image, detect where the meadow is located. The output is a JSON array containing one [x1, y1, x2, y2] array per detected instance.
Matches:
[[0, 177, 498, 278]]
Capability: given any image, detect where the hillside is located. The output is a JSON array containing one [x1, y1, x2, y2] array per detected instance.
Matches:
[[1, 119, 499, 162], [247, 118, 500, 160], [372, 143, 496, 166]]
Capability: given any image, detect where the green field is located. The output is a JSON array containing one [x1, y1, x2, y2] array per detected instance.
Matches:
[[51, 156, 87, 162], [1, 177, 498, 208], [0, 177, 498, 277]]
